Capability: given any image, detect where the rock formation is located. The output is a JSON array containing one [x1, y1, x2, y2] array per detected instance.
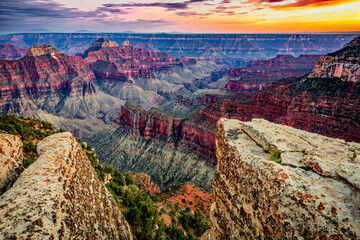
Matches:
[[0, 44, 124, 125], [309, 36, 360, 82], [78, 38, 221, 109], [0, 43, 27, 60], [203, 118, 360, 239], [211, 54, 321, 92], [0, 134, 23, 194], [0, 132, 134, 239], [86, 104, 216, 191], [114, 104, 216, 161]]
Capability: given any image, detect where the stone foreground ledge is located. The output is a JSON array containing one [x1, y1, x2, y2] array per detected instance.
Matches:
[[204, 118, 360, 239], [0, 132, 133, 240]]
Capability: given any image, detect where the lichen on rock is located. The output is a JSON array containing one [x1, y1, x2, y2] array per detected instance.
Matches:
[[0, 134, 23, 194]]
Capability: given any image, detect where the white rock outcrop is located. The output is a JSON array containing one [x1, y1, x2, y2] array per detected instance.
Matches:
[[204, 118, 360, 239], [0, 132, 134, 240]]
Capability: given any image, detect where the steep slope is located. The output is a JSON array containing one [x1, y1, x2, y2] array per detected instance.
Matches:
[[0, 132, 134, 239], [86, 104, 216, 191], [203, 118, 360, 239], [0, 43, 27, 60], [309, 35, 360, 82], [208, 54, 321, 91]]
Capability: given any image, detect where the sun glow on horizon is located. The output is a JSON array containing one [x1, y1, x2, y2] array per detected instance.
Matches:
[[0, 0, 359, 33]]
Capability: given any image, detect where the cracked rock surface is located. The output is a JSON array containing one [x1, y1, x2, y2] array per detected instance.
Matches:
[[0, 132, 134, 240], [203, 118, 360, 240]]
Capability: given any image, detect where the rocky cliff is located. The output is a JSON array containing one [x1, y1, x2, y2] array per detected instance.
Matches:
[[309, 36, 360, 82], [207, 54, 321, 92], [114, 104, 216, 161], [0, 44, 124, 125], [0, 43, 27, 60], [203, 118, 360, 239], [0, 132, 134, 239], [86, 105, 216, 191]]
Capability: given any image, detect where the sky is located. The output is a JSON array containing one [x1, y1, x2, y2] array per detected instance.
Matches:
[[0, 0, 359, 33]]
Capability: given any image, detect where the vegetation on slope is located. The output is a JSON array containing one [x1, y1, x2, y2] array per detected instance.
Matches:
[[83, 143, 211, 239], [0, 114, 64, 167], [0, 114, 211, 239]]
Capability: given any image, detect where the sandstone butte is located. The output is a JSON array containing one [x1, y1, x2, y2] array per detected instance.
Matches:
[[0, 132, 134, 239], [202, 118, 360, 239]]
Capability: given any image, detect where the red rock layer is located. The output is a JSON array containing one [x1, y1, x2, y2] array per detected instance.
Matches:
[[193, 76, 360, 143], [130, 172, 161, 195], [224, 54, 321, 92], [81, 38, 196, 82], [0, 45, 96, 101], [113, 105, 216, 162], [0, 43, 27, 60]]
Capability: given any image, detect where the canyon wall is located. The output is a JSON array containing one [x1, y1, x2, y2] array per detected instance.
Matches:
[[203, 118, 360, 239], [0, 132, 134, 239], [0, 43, 27, 60], [86, 104, 216, 191], [309, 36, 360, 82], [211, 54, 321, 92]]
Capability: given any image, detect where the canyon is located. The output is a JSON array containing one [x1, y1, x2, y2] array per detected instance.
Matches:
[[0, 33, 356, 63], [88, 35, 359, 191], [1, 34, 359, 193], [202, 118, 360, 239]]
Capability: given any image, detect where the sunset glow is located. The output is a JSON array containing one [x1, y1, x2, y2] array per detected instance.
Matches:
[[0, 0, 359, 33]]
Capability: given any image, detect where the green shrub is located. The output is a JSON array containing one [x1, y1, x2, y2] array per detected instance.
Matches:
[[270, 148, 281, 163]]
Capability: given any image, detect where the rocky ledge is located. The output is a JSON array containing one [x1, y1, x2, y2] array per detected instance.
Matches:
[[0, 132, 133, 240], [203, 118, 360, 239]]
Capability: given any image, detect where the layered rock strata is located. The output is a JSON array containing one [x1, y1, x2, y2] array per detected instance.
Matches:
[[0, 132, 134, 239], [0, 43, 27, 60], [309, 36, 360, 82], [203, 118, 360, 239], [208, 54, 321, 91], [0, 134, 23, 194]]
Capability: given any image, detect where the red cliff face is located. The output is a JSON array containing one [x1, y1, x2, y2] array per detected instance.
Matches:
[[0, 45, 96, 101], [113, 104, 216, 162], [0, 43, 27, 60], [224, 54, 321, 92], [81, 38, 195, 82]]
